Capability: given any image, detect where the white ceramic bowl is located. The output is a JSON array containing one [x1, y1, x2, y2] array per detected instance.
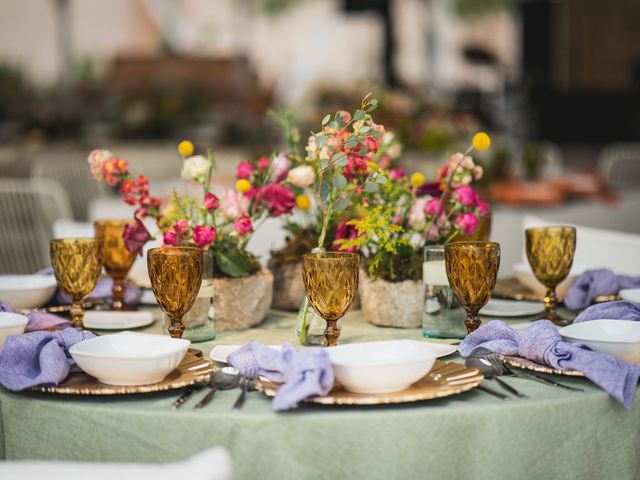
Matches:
[[0, 275, 58, 310], [619, 289, 640, 304], [328, 340, 437, 394], [0, 312, 28, 348], [514, 262, 586, 299], [560, 320, 640, 364], [69, 332, 190, 386]]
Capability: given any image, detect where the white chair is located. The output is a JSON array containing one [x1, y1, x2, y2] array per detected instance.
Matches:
[[0, 447, 232, 480], [598, 143, 640, 190], [0, 178, 73, 274]]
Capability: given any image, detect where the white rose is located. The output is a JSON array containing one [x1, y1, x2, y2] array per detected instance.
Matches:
[[181, 155, 210, 184], [287, 165, 315, 188]]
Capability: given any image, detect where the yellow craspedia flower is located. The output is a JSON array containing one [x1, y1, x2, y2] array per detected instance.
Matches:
[[236, 179, 252, 193], [295, 194, 311, 210], [410, 172, 425, 187], [472, 132, 491, 151], [178, 140, 194, 157]]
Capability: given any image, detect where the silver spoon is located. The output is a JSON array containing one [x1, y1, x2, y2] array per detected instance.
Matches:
[[193, 367, 240, 409], [465, 357, 527, 398]]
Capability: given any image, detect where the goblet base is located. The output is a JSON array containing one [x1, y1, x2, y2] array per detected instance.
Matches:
[[543, 310, 572, 327]]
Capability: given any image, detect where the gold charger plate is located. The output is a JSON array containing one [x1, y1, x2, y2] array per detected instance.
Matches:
[[256, 360, 483, 406], [498, 354, 584, 377], [31, 352, 212, 395]]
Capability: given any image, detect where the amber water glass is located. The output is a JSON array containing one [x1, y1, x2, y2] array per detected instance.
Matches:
[[147, 247, 203, 339], [525, 226, 576, 326], [50, 238, 104, 328], [444, 241, 500, 334], [94, 219, 137, 310], [302, 252, 359, 346]]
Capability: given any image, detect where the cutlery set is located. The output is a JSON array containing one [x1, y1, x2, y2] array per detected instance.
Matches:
[[172, 367, 256, 410]]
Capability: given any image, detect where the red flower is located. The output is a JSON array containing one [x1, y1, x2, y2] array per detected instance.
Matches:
[[122, 218, 150, 256], [236, 161, 254, 179], [163, 231, 179, 246], [343, 155, 368, 181], [257, 156, 270, 171], [192, 225, 216, 249], [389, 168, 405, 181], [234, 215, 253, 236], [257, 184, 295, 216], [203, 192, 220, 211], [456, 213, 479, 235], [332, 219, 360, 253], [173, 219, 190, 236], [119, 179, 136, 195]]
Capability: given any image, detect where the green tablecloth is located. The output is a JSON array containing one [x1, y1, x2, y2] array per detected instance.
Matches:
[[1, 310, 640, 480]]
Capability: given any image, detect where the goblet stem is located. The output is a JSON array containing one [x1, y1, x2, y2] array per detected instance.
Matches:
[[112, 277, 126, 311], [168, 317, 185, 339], [324, 319, 340, 347], [70, 300, 85, 328], [465, 313, 481, 334], [543, 287, 570, 326]]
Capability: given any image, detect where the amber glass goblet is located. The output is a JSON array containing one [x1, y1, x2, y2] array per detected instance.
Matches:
[[50, 238, 104, 328], [444, 241, 500, 334], [94, 219, 137, 310], [302, 252, 359, 347], [525, 226, 576, 326], [147, 247, 203, 339]]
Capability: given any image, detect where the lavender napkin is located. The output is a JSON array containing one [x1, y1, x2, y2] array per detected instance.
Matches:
[[227, 342, 334, 411], [0, 300, 70, 332], [0, 328, 94, 390], [459, 320, 640, 408], [573, 300, 640, 323], [564, 269, 640, 310]]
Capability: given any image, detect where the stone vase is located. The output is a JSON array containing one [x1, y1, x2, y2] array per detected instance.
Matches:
[[213, 268, 274, 331], [270, 262, 306, 311], [359, 271, 422, 328]]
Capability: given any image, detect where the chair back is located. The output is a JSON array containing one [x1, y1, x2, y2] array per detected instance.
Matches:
[[598, 143, 640, 189]]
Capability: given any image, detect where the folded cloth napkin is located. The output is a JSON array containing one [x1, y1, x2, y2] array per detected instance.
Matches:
[[0, 328, 94, 390], [573, 300, 640, 323], [564, 269, 640, 310], [458, 320, 640, 408], [0, 300, 70, 332], [227, 341, 334, 411]]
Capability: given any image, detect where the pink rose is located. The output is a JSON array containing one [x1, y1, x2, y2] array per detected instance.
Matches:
[[408, 198, 428, 229], [477, 199, 490, 216], [173, 219, 190, 236], [257, 184, 295, 216], [257, 156, 270, 171], [163, 231, 179, 246], [221, 190, 250, 219], [271, 153, 291, 182], [236, 161, 254, 179], [453, 186, 477, 207], [456, 213, 478, 235], [389, 168, 405, 181], [332, 219, 360, 253], [234, 215, 253, 236], [122, 218, 150, 255], [203, 192, 220, 211], [425, 198, 442, 216], [192, 225, 216, 249]]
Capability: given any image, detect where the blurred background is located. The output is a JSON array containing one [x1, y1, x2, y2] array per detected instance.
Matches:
[[1, 0, 640, 275]]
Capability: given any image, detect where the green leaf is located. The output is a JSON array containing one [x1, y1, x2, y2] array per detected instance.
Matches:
[[328, 121, 338, 130], [370, 129, 382, 139], [376, 175, 387, 184], [360, 126, 370, 133], [316, 135, 327, 148], [215, 249, 250, 277], [346, 138, 359, 148], [333, 174, 347, 189], [320, 158, 329, 169], [354, 109, 366, 121], [321, 114, 330, 126], [321, 180, 332, 203], [364, 183, 379, 193], [333, 152, 348, 167], [334, 197, 351, 211], [365, 99, 378, 112], [359, 145, 369, 156]]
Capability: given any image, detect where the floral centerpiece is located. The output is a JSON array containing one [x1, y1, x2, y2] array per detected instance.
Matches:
[[87, 141, 299, 331], [335, 132, 492, 327]]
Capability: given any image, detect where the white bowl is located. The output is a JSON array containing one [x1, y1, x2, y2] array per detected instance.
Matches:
[[328, 340, 436, 394], [0, 312, 28, 348], [619, 289, 640, 304], [69, 332, 190, 386], [0, 275, 58, 310], [560, 320, 640, 364], [514, 262, 586, 299]]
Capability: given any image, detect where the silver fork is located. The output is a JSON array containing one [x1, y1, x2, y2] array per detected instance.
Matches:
[[487, 354, 583, 392], [233, 366, 259, 410]]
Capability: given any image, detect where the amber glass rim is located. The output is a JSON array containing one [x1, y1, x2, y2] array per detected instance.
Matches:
[[302, 252, 360, 261], [93, 219, 134, 227], [51, 237, 101, 245], [525, 226, 576, 234], [148, 246, 203, 256], [444, 241, 500, 250]]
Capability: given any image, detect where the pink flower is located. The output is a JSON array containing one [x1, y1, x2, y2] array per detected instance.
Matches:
[[453, 186, 477, 207], [221, 190, 250, 219], [122, 218, 150, 255], [425, 198, 442, 216], [332, 219, 360, 253], [236, 161, 254, 179], [408, 198, 428, 229], [477, 199, 490, 216], [163, 231, 179, 246], [257, 184, 295, 216], [271, 153, 291, 182], [234, 215, 253, 236], [392, 215, 403, 225], [192, 225, 216, 249], [343, 155, 368, 181], [456, 213, 479, 235], [203, 192, 220, 211], [173, 219, 190, 236], [389, 168, 405, 181], [257, 156, 270, 171]]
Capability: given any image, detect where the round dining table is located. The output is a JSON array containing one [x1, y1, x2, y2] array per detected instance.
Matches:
[[1, 309, 639, 480]]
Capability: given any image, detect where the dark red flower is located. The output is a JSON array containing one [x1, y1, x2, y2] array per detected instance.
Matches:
[[331, 218, 360, 253], [257, 184, 295, 216], [416, 181, 441, 198], [122, 218, 151, 256]]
